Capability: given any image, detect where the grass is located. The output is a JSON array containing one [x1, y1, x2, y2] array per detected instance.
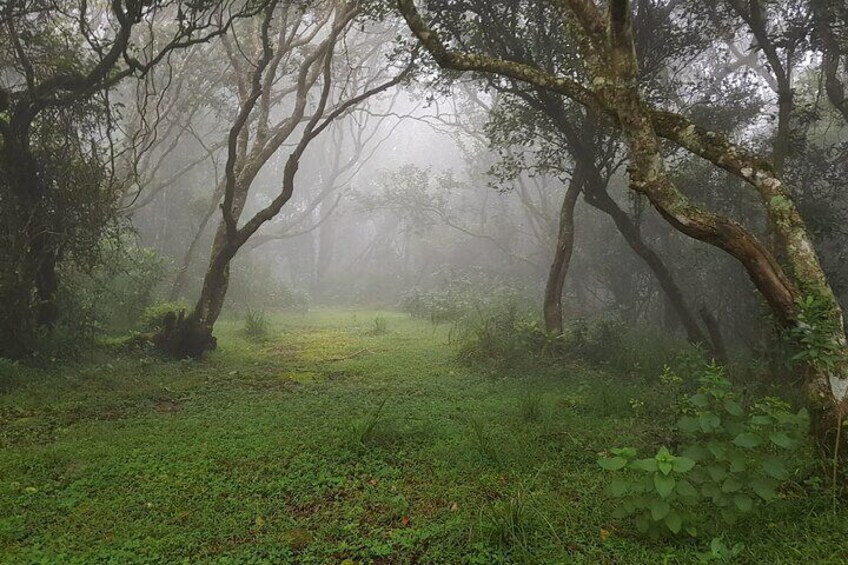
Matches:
[[0, 309, 846, 563]]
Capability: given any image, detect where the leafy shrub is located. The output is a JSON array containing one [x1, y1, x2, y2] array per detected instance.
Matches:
[[400, 267, 532, 325], [457, 302, 530, 365], [138, 302, 188, 333], [598, 363, 811, 537], [518, 389, 545, 422], [369, 315, 389, 335], [242, 309, 271, 341], [88, 244, 168, 333]]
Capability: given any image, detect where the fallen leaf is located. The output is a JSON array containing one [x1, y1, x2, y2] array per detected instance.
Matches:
[[600, 528, 610, 541], [401, 515, 410, 526]]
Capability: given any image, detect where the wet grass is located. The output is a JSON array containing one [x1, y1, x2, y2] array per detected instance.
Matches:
[[0, 309, 845, 563]]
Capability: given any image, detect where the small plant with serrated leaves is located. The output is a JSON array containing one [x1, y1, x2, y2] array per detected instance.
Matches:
[[599, 363, 811, 537], [598, 445, 699, 536]]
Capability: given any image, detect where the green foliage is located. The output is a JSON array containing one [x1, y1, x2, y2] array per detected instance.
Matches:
[[242, 309, 271, 341], [138, 301, 188, 333], [478, 489, 534, 553], [518, 389, 545, 422], [789, 294, 842, 371], [1, 310, 845, 563], [369, 315, 389, 336], [400, 268, 529, 326], [456, 301, 537, 366], [599, 363, 811, 538], [348, 398, 394, 447], [468, 416, 502, 465], [695, 536, 743, 563], [85, 243, 169, 334]]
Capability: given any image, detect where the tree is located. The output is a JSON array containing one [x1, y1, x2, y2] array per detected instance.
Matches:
[[0, 0, 260, 357], [157, 0, 412, 357], [396, 0, 848, 462]]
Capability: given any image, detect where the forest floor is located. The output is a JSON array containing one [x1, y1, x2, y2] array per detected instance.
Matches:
[[1, 309, 846, 564]]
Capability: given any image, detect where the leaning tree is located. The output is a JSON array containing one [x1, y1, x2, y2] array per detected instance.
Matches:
[[156, 0, 413, 357], [395, 0, 848, 463]]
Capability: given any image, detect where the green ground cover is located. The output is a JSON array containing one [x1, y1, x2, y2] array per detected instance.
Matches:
[[1, 310, 845, 563]]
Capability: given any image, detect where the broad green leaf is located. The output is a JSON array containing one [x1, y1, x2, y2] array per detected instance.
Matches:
[[723, 399, 744, 417], [734, 493, 754, 512], [732, 432, 762, 448], [681, 445, 709, 461], [672, 457, 696, 473], [720, 508, 738, 525], [728, 453, 747, 473], [609, 478, 629, 497], [654, 474, 676, 499], [721, 476, 743, 493], [689, 393, 710, 408], [610, 447, 637, 458], [701, 483, 719, 499], [664, 511, 683, 534], [750, 415, 772, 426], [658, 461, 673, 475], [707, 464, 727, 481], [769, 431, 796, 449], [707, 443, 726, 458], [700, 413, 720, 432], [631, 458, 658, 472], [676, 479, 698, 500], [649, 498, 671, 521], [762, 458, 788, 480], [598, 457, 627, 471], [752, 477, 778, 501], [677, 416, 700, 434]]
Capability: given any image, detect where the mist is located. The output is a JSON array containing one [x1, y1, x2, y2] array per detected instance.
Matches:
[[2, 0, 848, 561]]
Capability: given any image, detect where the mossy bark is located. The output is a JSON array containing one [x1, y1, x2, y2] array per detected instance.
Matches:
[[395, 2, 848, 449]]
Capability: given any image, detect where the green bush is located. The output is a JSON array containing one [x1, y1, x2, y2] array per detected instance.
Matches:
[[242, 308, 271, 341], [138, 301, 188, 333], [456, 302, 537, 366], [400, 268, 532, 325], [369, 315, 389, 335], [598, 363, 811, 538]]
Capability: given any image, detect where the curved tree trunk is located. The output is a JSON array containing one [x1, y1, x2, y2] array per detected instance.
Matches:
[[397, 0, 848, 469], [543, 164, 585, 334], [603, 0, 848, 463], [582, 168, 711, 350]]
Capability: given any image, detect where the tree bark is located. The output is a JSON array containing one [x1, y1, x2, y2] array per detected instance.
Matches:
[[543, 164, 584, 334], [0, 131, 60, 356], [582, 167, 711, 350], [397, 0, 848, 464]]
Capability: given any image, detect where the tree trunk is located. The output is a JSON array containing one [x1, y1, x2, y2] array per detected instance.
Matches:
[[0, 132, 60, 356], [605, 0, 848, 463], [543, 165, 584, 334], [582, 168, 711, 350]]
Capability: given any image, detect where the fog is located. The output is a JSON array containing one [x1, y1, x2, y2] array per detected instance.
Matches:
[[2, 0, 848, 561]]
